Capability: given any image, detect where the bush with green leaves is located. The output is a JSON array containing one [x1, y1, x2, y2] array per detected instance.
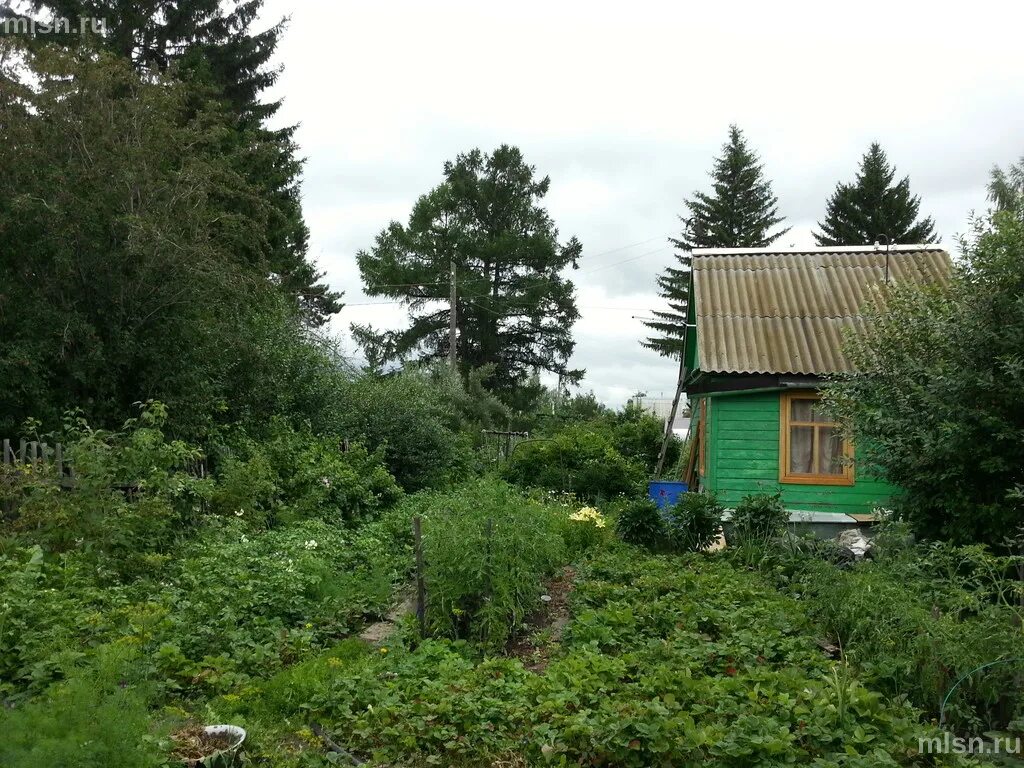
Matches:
[[666, 491, 723, 552], [331, 370, 476, 492], [406, 479, 569, 650], [210, 420, 402, 527], [502, 425, 646, 503], [613, 498, 666, 549], [729, 491, 789, 545], [7, 403, 212, 568], [828, 206, 1024, 545], [607, 401, 682, 473]]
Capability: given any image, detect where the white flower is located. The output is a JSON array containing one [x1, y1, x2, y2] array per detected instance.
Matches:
[[234, 509, 245, 517], [303, 539, 318, 550]]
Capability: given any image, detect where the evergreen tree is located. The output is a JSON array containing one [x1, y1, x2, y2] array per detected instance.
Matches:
[[355, 145, 583, 400], [640, 265, 690, 358], [643, 125, 788, 357], [0, 50, 328, 436], [815, 143, 937, 246], [27, 0, 341, 324]]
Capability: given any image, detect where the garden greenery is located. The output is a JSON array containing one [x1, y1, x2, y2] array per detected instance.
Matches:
[[828, 207, 1024, 545]]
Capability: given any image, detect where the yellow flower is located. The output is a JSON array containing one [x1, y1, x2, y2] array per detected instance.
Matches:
[[379, 647, 388, 654], [327, 657, 343, 668]]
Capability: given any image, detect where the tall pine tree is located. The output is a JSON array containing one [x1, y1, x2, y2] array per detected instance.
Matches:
[[355, 145, 582, 400], [815, 143, 937, 246], [643, 125, 788, 357], [27, 0, 341, 325]]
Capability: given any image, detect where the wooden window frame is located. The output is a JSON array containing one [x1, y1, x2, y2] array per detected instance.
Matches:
[[778, 390, 854, 486]]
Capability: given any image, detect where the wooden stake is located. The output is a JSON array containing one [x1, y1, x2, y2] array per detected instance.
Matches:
[[413, 516, 426, 638]]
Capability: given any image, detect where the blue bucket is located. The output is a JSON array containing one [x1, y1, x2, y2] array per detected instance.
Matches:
[[648, 480, 688, 510]]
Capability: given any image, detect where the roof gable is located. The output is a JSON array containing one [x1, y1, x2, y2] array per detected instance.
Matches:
[[691, 246, 951, 375]]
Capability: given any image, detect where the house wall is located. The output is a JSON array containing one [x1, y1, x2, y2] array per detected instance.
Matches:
[[697, 390, 897, 517]]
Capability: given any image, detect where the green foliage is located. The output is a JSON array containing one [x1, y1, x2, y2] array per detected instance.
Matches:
[[988, 154, 1024, 213], [815, 142, 937, 246], [408, 479, 569, 651], [240, 549, 962, 767], [827, 208, 1024, 544], [676, 125, 790, 251], [610, 401, 682, 472], [0, 513, 409, 701], [642, 264, 692, 358], [781, 542, 1024, 733], [0, 647, 165, 768], [28, 0, 340, 324], [729, 491, 788, 545], [210, 420, 402, 528], [332, 370, 476, 492], [502, 425, 647, 503], [613, 498, 666, 549], [354, 145, 584, 397], [0, 49, 339, 439], [8, 403, 212, 567], [666, 491, 724, 551]]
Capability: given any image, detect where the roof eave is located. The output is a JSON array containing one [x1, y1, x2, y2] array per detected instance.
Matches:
[[691, 243, 944, 256]]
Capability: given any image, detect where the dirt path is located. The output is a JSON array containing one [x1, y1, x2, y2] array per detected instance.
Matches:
[[508, 565, 576, 672], [358, 588, 415, 645]]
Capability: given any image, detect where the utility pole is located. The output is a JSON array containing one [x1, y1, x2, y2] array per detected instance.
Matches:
[[448, 258, 457, 370]]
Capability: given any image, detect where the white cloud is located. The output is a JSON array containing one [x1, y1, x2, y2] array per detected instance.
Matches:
[[262, 0, 1024, 406]]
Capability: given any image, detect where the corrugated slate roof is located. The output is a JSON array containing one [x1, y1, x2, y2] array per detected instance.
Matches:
[[691, 247, 952, 375]]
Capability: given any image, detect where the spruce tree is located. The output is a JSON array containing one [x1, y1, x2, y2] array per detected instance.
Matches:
[[643, 125, 788, 357], [815, 143, 937, 246], [27, 0, 341, 325]]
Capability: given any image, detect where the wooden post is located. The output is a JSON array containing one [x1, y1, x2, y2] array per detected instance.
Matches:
[[484, 517, 494, 606], [413, 516, 426, 638], [655, 354, 687, 478], [18, 439, 27, 464], [448, 259, 457, 370], [2, 439, 11, 465]]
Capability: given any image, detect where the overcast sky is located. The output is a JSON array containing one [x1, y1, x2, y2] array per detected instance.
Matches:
[[261, 0, 1024, 407]]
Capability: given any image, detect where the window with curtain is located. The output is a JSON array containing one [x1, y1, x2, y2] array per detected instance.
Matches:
[[779, 391, 853, 485]]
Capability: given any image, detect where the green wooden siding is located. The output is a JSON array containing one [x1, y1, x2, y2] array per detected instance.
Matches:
[[698, 391, 897, 516]]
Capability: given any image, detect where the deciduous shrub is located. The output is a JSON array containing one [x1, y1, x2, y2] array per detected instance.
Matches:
[[502, 425, 646, 503], [729, 491, 788, 545], [210, 420, 402, 527], [7, 403, 212, 567], [613, 498, 665, 549], [828, 207, 1024, 545], [666, 491, 723, 552], [332, 371, 476, 492]]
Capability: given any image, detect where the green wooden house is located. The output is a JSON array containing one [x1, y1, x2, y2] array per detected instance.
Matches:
[[683, 245, 951, 527]]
